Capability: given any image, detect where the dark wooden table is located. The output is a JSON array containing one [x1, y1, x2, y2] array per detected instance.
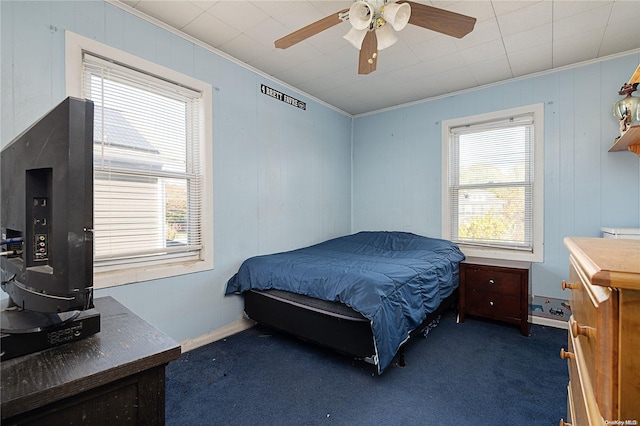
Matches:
[[1, 296, 181, 425]]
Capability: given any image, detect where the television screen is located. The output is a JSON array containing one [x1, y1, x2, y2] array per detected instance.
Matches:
[[1, 97, 94, 315]]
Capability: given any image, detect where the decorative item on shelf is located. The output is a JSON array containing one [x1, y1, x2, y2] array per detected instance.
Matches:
[[609, 65, 640, 157], [613, 82, 639, 138]]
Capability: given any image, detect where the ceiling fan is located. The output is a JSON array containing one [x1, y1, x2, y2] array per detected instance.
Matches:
[[275, 0, 476, 75]]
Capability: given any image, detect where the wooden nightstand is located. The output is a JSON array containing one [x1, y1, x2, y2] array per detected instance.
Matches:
[[458, 260, 530, 336]]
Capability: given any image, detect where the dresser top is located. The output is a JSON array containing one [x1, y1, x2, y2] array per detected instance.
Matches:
[[1, 296, 181, 419], [564, 237, 640, 291]]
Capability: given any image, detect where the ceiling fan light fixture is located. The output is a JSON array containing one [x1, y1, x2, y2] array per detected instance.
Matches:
[[375, 23, 398, 50], [343, 27, 368, 49], [348, 1, 375, 30], [273, 0, 476, 75], [381, 2, 411, 31]]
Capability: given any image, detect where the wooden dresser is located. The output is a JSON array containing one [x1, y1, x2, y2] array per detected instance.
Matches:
[[1, 296, 181, 425], [560, 237, 640, 426]]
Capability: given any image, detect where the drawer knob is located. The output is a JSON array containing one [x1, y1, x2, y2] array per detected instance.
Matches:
[[571, 320, 594, 339], [561, 280, 579, 290], [559, 348, 574, 360], [559, 419, 572, 426], [488, 279, 495, 285], [489, 301, 494, 307]]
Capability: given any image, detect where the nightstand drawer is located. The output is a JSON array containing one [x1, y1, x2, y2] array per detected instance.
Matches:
[[463, 266, 522, 296], [466, 291, 520, 319]]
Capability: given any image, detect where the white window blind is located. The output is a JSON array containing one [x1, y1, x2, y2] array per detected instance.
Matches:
[[82, 53, 203, 268], [447, 113, 535, 251]]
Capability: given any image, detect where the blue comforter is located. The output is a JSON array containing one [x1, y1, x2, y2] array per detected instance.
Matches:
[[225, 231, 465, 373]]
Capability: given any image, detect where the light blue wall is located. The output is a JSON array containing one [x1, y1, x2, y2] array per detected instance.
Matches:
[[352, 53, 640, 301], [0, 1, 352, 343], [3, 1, 639, 342]]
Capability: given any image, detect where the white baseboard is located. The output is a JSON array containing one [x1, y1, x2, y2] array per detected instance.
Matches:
[[180, 317, 256, 353], [530, 315, 568, 330]]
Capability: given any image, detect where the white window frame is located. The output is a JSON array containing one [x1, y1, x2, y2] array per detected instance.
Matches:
[[441, 104, 544, 263], [65, 31, 213, 288]]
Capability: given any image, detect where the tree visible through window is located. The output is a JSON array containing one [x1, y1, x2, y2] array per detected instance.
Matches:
[[456, 126, 530, 246]]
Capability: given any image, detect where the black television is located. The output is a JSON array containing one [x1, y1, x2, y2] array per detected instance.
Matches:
[[1, 97, 100, 360]]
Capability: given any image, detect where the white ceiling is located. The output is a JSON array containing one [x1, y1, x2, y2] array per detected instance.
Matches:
[[116, 0, 640, 115]]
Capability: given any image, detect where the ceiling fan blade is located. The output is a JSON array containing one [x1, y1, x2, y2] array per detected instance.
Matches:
[[275, 8, 349, 49], [397, 1, 476, 38], [358, 31, 378, 75]]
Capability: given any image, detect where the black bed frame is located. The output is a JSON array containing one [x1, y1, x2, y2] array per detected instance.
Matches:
[[243, 288, 458, 367]]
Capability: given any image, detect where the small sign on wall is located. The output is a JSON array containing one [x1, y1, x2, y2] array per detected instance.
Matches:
[[261, 84, 306, 110]]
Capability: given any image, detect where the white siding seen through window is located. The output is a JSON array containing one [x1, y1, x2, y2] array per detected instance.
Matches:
[[65, 31, 213, 288]]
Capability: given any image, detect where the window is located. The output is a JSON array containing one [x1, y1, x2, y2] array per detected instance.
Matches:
[[441, 104, 544, 262], [66, 32, 213, 287]]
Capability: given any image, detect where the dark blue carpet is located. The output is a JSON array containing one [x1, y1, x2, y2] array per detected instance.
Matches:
[[166, 309, 568, 425]]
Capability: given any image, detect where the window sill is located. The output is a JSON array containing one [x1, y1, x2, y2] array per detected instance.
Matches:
[[458, 244, 543, 264], [462, 256, 532, 270], [93, 257, 213, 289]]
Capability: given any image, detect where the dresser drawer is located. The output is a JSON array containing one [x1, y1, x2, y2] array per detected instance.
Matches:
[[565, 324, 606, 426], [463, 265, 522, 296], [566, 260, 599, 388], [564, 255, 618, 420], [565, 330, 589, 426]]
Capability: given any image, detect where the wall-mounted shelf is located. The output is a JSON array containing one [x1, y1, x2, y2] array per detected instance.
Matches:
[[609, 125, 640, 156]]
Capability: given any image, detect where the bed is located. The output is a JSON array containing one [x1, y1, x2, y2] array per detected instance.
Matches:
[[225, 231, 465, 374]]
